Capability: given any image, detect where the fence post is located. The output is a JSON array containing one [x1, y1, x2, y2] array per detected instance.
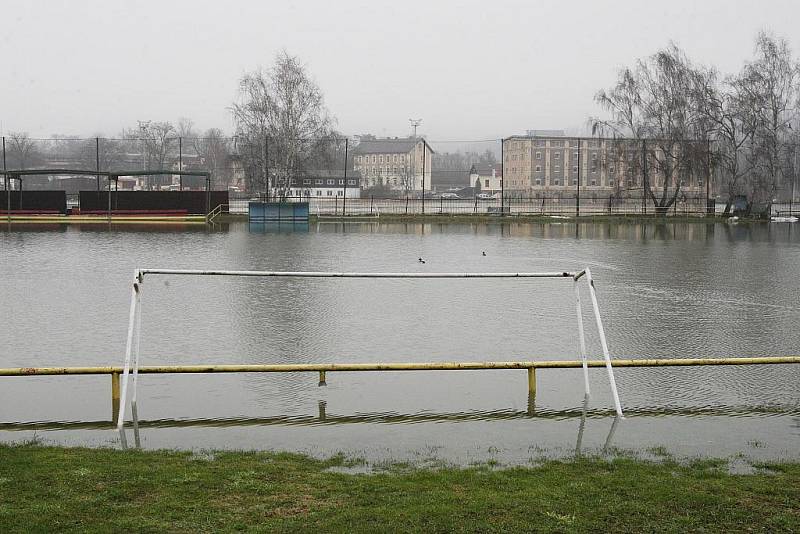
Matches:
[[342, 138, 348, 216], [179, 137, 183, 191], [474, 196, 477, 214], [405, 196, 409, 215], [96, 137, 101, 191], [440, 196, 443, 214], [370, 195, 373, 214]]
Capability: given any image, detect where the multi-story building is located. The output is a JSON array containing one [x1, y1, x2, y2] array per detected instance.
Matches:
[[353, 137, 433, 193], [502, 131, 710, 198]]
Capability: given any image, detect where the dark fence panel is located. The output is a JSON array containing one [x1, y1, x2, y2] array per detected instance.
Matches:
[[78, 191, 228, 214], [0, 191, 67, 213]]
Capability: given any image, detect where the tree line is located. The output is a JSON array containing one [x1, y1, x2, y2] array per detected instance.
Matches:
[[594, 31, 799, 214]]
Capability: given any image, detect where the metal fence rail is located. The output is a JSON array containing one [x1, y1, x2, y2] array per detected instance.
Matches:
[[2, 356, 798, 424], [227, 193, 717, 217]]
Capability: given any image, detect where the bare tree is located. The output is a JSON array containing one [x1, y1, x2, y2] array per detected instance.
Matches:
[[193, 128, 232, 189], [6, 132, 41, 170], [594, 45, 715, 214], [231, 50, 335, 196], [737, 32, 799, 209], [176, 117, 196, 139], [78, 136, 126, 173], [123, 121, 176, 189]]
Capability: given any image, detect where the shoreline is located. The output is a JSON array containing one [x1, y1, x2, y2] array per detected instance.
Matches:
[[2, 443, 797, 531], [217, 213, 768, 224]]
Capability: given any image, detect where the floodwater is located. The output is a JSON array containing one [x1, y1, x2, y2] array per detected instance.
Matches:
[[1, 220, 799, 465]]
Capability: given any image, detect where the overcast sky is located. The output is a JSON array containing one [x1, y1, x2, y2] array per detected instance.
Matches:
[[2, 0, 799, 141]]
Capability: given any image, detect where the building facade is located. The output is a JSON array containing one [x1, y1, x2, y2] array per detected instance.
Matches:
[[352, 137, 433, 193], [503, 132, 710, 198], [287, 170, 362, 198]]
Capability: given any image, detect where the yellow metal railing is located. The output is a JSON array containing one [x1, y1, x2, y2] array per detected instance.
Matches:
[[2, 355, 799, 425]]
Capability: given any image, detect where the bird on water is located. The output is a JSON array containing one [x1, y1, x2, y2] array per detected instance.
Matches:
[[418, 257, 426, 264]]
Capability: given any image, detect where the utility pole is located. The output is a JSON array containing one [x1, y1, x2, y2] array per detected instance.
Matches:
[[179, 136, 183, 191], [422, 140, 426, 215], [642, 139, 647, 215], [342, 138, 348, 216], [409, 118, 422, 199], [500, 138, 505, 214], [96, 137, 101, 191], [576, 137, 581, 217]]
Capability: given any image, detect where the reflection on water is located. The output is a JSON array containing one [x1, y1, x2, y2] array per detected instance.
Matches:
[[248, 222, 309, 233], [1, 220, 799, 462]]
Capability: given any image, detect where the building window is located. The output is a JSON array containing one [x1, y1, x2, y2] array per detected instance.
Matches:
[[347, 179, 356, 185], [327, 190, 333, 196], [327, 179, 335, 185], [572, 179, 577, 185], [573, 151, 578, 159], [572, 166, 578, 173], [609, 166, 615, 174], [555, 165, 561, 172], [609, 180, 615, 187], [535, 179, 541, 185], [316, 190, 322, 196], [591, 179, 597, 186], [554, 179, 560, 186], [485, 179, 489, 188], [535, 165, 542, 172], [535, 151, 542, 160], [592, 153, 598, 160], [372, 156, 377, 163], [591, 165, 597, 173], [315, 179, 323, 185], [303, 179, 311, 185], [393, 155, 397, 163], [554, 152, 561, 160], [379, 155, 383, 163]]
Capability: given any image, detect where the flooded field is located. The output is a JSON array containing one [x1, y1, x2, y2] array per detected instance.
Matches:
[[1, 220, 799, 465]]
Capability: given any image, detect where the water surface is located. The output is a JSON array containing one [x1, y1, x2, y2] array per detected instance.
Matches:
[[1, 220, 799, 464]]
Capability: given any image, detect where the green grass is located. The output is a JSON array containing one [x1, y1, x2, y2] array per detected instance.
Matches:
[[1, 444, 797, 532]]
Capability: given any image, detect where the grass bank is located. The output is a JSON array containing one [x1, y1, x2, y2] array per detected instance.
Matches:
[[1, 444, 797, 532]]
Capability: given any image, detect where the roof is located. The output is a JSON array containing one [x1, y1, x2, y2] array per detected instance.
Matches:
[[469, 163, 502, 176], [353, 137, 434, 155]]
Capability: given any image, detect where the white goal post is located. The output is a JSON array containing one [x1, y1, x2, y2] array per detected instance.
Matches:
[[116, 268, 623, 441]]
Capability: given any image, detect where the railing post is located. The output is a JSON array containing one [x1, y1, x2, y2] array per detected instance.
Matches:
[[527, 367, 536, 395], [318, 370, 326, 387], [111, 372, 121, 423]]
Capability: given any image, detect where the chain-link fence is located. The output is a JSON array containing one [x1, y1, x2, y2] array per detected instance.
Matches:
[[6, 134, 781, 217]]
